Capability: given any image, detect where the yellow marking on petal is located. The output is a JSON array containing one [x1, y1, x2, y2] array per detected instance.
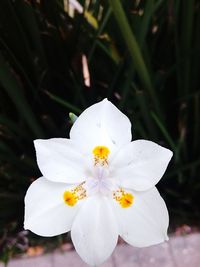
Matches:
[[63, 182, 86, 206], [119, 193, 134, 208], [113, 188, 134, 208], [93, 146, 110, 165], [63, 191, 78, 206]]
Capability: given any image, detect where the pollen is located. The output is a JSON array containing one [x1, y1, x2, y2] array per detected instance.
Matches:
[[63, 191, 78, 206], [93, 146, 110, 165], [63, 182, 86, 206], [113, 188, 134, 208]]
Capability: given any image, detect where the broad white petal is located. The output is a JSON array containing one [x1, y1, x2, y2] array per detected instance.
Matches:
[[71, 196, 118, 266], [70, 99, 132, 152], [34, 138, 86, 184], [111, 140, 173, 191], [113, 187, 169, 247], [24, 177, 80, 236]]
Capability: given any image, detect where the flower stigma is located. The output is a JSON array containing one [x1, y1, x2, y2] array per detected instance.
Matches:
[[63, 182, 86, 206], [64, 146, 134, 208], [113, 188, 134, 208], [93, 146, 110, 165]]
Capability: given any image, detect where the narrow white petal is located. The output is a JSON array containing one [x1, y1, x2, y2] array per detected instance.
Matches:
[[111, 140, 173, 191], [71, 196, 118, 266], [24, 177, 80, 236], [70, 99, 132, 152], [69, 0, 83, 13], [113, 187, 169, 247], [34, 138, 86, 184]]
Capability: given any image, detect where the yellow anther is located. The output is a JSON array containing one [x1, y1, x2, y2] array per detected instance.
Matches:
[[63, 191, 78, 206], [63, 182, 86, 206], [113, 188, 134, 208], [92, 146, 110, 165]]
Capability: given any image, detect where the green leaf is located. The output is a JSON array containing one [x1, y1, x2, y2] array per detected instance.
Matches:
[[45, 90, 82, 114], [0, 52, 44, 137], [108, 0, 162, 116], [69, 112, 78, 123]]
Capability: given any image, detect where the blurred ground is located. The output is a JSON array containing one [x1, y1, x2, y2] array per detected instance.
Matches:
[[0, 233, 199, 267]]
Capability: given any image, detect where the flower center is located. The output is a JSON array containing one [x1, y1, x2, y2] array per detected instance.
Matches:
[[63, 146, 134, 208]]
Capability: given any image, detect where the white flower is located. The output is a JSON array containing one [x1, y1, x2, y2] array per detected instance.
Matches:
[[24, 99, 173, 266]]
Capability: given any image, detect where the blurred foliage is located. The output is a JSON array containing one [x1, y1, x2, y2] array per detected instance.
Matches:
[[0, 0, 200, 263]]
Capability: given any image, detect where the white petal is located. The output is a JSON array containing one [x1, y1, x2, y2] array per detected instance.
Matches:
[[71, 196, 118, 266], [69, 0, 83, 13], [34, 138, 86, 184], [70, 99, 132, 152], [111, 140, 173, 191], [113, 187, 169, 247], [24, 177, 80, 236]]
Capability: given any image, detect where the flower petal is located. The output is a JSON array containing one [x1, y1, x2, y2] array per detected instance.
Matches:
[[111, 140, 173, 191], [24, 177, 80, 236], [70, 99, 132, 152], [34, 138, 86, 184], [71, 196, 118, 266], [113, 187, 169, 247]]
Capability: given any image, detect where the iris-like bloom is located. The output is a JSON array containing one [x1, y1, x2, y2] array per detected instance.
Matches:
[[24, 99, 173, 266]]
